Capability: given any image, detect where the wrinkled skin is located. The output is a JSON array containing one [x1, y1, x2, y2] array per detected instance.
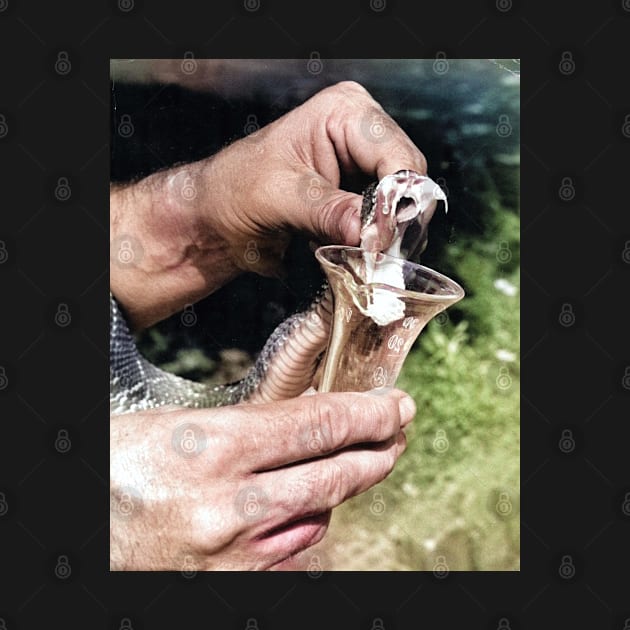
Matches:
[[110, 81, 427, 570]]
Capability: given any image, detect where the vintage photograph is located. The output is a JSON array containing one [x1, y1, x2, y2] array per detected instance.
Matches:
[[109, 59, 520, 571]]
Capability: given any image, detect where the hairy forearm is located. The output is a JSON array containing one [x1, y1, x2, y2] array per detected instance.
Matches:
[[109, 81, 427, 331], [110, 159, 238, 331]]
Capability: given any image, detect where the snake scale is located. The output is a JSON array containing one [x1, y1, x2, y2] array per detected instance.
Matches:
[[110, 170, 446, 416]]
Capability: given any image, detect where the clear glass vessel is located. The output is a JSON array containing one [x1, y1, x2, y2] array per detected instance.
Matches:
[[315, 246, 465, 393]]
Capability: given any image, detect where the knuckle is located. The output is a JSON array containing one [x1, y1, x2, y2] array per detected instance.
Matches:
[[323, 460, 347, 505], [319, 81, 371, 108], [295, 460, 345, 511], [361, 394, 400, 442], [203, 429, 234, 470], [336, 80, 369, 95], [311, 397, 346, 449], [316, 193, 345, 238], [190, 502, 235, 552]]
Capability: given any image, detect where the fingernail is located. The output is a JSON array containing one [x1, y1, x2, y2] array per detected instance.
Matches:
[[398, 395, 416, 425]]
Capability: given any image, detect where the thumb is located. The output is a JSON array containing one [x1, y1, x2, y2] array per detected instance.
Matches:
[[294, 175, 363, 246]]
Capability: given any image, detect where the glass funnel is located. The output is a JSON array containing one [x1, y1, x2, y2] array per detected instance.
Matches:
[[314, 246, 465, 393]]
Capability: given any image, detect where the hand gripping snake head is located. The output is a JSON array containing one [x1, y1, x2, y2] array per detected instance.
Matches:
[[359, 169, 448, 260]]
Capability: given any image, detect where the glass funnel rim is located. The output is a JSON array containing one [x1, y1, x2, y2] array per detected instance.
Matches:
[[315, 245, 465, 303]]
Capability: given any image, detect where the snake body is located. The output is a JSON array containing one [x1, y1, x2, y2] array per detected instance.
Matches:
[[110, 170, 446, 416]]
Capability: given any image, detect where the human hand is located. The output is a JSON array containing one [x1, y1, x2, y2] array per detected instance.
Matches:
[[198, 80, 428, 269], [110, 388, 415, 570], [110, 81, 427, 329]]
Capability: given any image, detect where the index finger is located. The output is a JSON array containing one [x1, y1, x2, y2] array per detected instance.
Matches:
[[227, 389, 415, 473], [319, 81, 428, 180]]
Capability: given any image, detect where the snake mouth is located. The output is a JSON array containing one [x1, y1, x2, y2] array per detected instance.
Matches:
[[362, 171, 447, 259], [394, 196, 417, 221]]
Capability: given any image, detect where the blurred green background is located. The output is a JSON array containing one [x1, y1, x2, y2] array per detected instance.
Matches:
[[111, 59, 520, 570]]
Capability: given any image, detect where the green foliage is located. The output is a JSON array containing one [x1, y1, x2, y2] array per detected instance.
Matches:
[[327, 156, 520, 570]]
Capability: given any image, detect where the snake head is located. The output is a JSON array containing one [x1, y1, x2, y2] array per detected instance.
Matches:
[[359, 169, 447, 261]]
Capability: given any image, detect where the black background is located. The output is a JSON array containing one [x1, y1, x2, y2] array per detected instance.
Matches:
[[1, 1, 629, 629]]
